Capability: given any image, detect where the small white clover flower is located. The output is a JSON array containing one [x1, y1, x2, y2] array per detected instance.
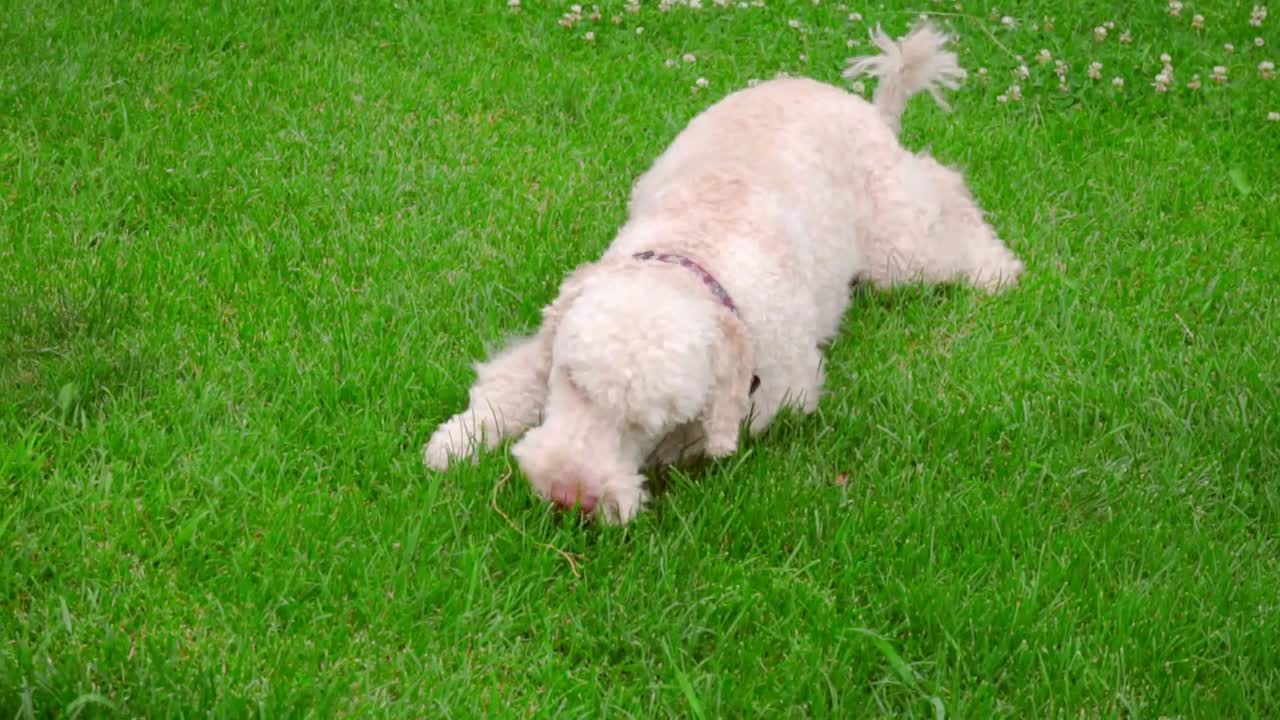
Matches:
[[1088, 61, 1103, 79], [1187, 73, 1202, 89], [1112, 76, 1124, 88], [1256, 37, 1266, 47], [1153, 70, 1172, 92], [583, 30, 596, 42], [1037, 49, 1052, 64], [1225, 43, 1236, 53], [1250, 5, 1268, 27], [1015, 64, 1030, 80], [1192, 14, 1205, 29], [788, 18, 802, 28], [682, 52, 697, 63], [849, 11, 863, 21], [847, 38, 859, 48], [1268, 111, 1280, 121], [1160, 53, 1172, 64], [977, 66, 989, 78], [1105, 20, 1115, 28], [1008, 84, 1023, 101], [1093, 25, 1107, 42], [1260, 60, 1276, 79], [799, 53, 809, 63], [636, 26, 645, 34], [1211, 65, 1228, 83], [1001, 15, 1015, 28], [1168, 0, 1183, 17], [1120, 29, 1133, 44], [850, 80, 866, 94], [1044, 16, 1055, 31], [665, 58, 677, 67], [507, 0, 520, 10], [695, 77, 709, 88], [996, 93, 1009, 103], [1054, 60, 1068, 79], [625, 0, 641, 12]]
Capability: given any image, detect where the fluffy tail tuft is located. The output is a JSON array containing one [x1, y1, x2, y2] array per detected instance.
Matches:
[[842, 22, 966, 133]]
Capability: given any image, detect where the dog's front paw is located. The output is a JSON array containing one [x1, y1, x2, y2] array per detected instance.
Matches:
[[703, 434, 738, 459], [599, 484, 649, 525], [422, 419, 479, 471]]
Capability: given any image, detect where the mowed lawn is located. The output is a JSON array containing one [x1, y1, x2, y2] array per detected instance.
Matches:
[[3, 0, 1279, 716]]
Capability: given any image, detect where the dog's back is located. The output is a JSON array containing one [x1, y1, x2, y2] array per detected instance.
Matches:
[[622, 76, 896, 340]]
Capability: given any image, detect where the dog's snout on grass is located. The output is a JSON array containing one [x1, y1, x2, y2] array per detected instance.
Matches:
[[550, 483, 597, 513]]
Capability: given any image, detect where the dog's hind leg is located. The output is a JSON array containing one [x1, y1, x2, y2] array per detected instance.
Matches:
[[423, 331, 552, 471], [860, 155, 1022, 292]]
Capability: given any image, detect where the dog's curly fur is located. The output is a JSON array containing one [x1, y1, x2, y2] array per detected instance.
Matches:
[[424, 24, 1023, 524]]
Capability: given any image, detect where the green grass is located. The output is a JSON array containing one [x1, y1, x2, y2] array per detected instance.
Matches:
[[3, 0, 1279, 716]]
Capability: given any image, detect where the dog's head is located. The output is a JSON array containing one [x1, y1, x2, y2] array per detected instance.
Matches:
[[511, 262, 754, 524]]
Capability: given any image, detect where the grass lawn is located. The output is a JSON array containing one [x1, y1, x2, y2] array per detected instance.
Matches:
[[3, 0, 1279, 716]]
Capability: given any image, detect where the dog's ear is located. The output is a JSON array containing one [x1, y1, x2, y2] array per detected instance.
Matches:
[[480, 262, 597, 394], [700, 311, 754, 458]]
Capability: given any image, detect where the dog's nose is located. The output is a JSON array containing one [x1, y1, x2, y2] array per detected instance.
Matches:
[[549, 484, 597, 513]]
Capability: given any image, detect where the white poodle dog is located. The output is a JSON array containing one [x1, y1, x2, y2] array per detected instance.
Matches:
[[424, 24, 1023, 524]]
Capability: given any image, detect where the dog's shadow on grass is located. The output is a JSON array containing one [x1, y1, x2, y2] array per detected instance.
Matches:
[[846, 278, 966, 311], [639, 402, 809, 506], [636, 283, 967, 506], [644, 457, 709, 500]]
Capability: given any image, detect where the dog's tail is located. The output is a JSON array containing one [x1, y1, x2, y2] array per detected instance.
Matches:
[[842, 22, 966, 133]]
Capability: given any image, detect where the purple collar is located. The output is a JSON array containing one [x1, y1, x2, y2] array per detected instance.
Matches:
[[632, 251, 738, 314], [632, 250, 760, 395]]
